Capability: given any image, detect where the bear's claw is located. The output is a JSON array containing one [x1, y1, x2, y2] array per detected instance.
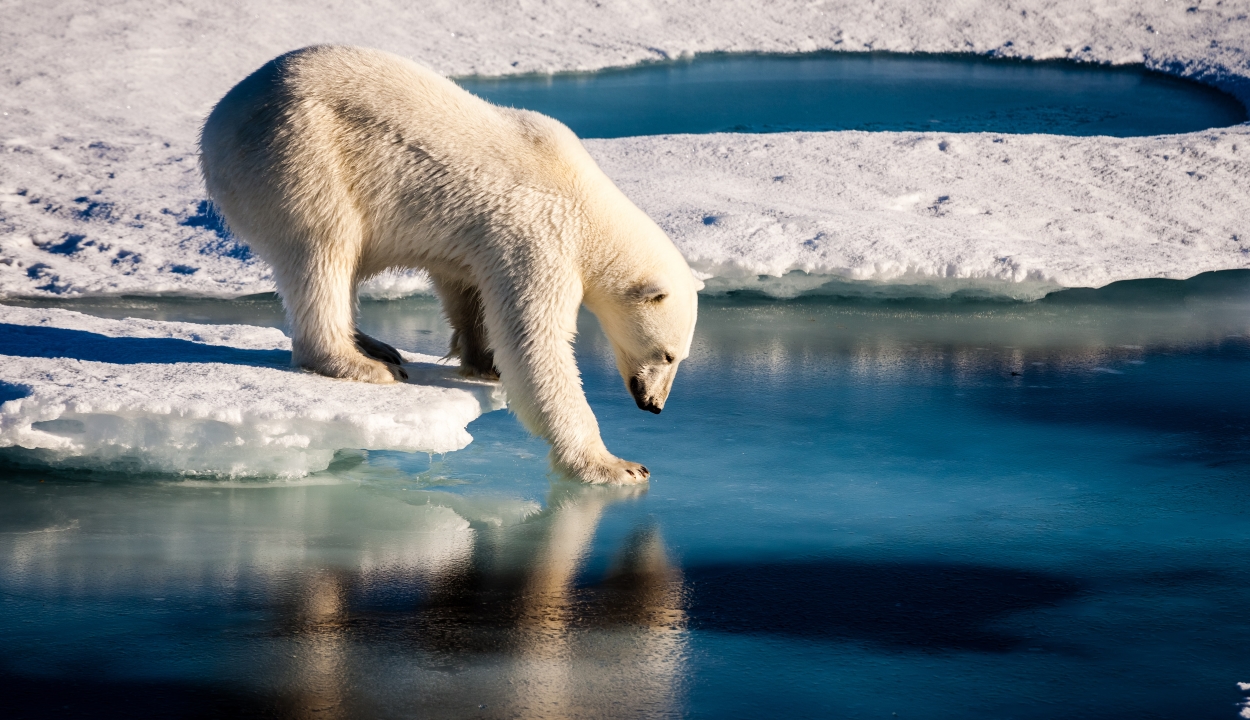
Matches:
[[568, 456, 651, 485], [355, 331, 405, 366]]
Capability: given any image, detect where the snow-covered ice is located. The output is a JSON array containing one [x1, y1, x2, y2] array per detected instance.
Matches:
[[1, 0, 1249, 469], [1, 0, 1248, 299], [0, 305, 504, 477], [595, 128, 1250, 299]]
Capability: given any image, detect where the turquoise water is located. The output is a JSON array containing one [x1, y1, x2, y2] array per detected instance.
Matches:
[[456, 53, 1248, 138], [5, 274, 1250, 718]]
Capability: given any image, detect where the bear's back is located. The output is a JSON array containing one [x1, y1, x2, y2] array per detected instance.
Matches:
[[203, 46, 594, 199], [200, 46, 619, 277]]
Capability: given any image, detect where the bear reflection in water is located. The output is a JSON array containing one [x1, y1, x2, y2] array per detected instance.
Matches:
[[253, 484, 686, 720], [0, 478, 686, 719]]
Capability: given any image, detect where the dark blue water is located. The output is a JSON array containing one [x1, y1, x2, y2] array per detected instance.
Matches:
[[456, 53, 1247, 138], [5, 274, 1250, 718]]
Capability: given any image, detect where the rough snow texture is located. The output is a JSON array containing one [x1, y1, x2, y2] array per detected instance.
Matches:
[[0, 0, 1248, 298], [0, 306, 504, 477], [592, 128, 1250, 299]]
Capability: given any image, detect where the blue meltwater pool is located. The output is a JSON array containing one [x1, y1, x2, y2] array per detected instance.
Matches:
[[5, 273, 1250, 718], [456, 53, 1248, 137]]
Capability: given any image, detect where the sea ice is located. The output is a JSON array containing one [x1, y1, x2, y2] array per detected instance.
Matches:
[[0, 306, 504, 477], [0, 0, 1247, 300], [591, 127, 1250, 298]]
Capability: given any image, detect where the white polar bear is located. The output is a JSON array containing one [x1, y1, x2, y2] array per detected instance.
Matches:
[[200, 46, 699, 484]]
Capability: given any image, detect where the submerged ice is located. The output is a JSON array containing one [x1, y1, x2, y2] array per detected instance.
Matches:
[[0, 306, 504, 477]]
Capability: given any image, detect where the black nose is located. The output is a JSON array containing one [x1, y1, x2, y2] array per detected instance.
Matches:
[[633, 394, 662, 414], [629, 376, 662, 414]]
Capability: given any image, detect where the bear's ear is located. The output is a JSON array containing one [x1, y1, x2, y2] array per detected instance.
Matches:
[[630, 282, 667, 304]]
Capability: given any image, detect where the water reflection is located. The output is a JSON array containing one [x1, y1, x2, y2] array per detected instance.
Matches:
[[406, 484, 687, 719], [640, 289, 1250, 383], [17, 271, 1250, 383], [0, 478, 687, 719], [285, 570, 351, 720], [6, 275, 1250, 717]]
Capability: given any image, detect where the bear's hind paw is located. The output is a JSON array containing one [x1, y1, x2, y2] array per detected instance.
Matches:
[[456, 363, 500, 381]]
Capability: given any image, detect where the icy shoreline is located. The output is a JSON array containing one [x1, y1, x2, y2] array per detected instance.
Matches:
[[0, 306, 504, 477], [1, 0, 1248, 300]]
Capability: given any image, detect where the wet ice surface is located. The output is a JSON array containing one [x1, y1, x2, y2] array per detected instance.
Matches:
[[6, 276, 1250, 718]]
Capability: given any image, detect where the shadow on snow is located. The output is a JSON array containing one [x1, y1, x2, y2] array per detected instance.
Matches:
[[0, 323, 289, 367]]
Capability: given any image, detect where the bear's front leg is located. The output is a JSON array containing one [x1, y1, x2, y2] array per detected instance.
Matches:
[[479, 279, 650, 485]]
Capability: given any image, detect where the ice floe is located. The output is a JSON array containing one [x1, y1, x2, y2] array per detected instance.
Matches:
[[592, 127, 1250, 299], [0, 0, 1248, 299], [0, 306, 505, 477]]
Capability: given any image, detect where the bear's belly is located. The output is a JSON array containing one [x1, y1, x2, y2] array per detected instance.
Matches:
[[358, 221, 475, 286]]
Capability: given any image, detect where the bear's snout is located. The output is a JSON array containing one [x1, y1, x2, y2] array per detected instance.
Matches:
[[629, 375, 664, 414]]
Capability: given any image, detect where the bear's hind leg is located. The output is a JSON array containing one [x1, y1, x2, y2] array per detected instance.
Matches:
[[433, 277, 498, 380]]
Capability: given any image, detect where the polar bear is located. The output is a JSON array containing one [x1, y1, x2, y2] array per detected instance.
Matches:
[[200, 46, 699, 484]]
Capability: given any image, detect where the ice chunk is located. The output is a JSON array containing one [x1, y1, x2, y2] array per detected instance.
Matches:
[[0, 306, 505, 478], [358, 268, 434, 299]]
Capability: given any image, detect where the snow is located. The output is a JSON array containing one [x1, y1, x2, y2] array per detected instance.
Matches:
[[358, 268, 436, 300], [594, 127, 1250, 299], [0, 0, 1248, 300], [0, 305, 504, 477]]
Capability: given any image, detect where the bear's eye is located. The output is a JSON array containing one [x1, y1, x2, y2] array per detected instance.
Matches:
[[649, 293, 667, 304], [664, 352, 675, 364]]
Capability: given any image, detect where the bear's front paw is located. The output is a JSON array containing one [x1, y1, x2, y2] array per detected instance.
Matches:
[[567, 455, 650, 485], [312, 354, 407, 383], [354, 331, 405, 367]]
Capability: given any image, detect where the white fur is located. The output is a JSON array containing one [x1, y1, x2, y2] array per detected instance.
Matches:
[[200, 45, 699, 484]]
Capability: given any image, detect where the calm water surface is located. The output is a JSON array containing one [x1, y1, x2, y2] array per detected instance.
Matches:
[[456, 53, 1248, 137], [5, 275, 1250, 718]]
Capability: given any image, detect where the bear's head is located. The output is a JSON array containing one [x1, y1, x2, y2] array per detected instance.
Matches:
[[566, 131, 702, 417], [591, 259, 701, 415]]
